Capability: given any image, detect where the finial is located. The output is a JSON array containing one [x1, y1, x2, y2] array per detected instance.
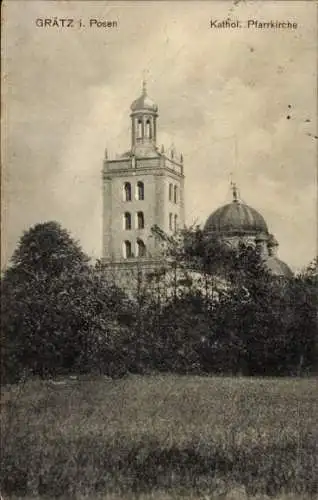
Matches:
[[161, 144, 164, 154], [142, 69, 148, 95], [104, 148, 108, 159], [230, 178, 239, 203], [180, 153, 183, 164], [232, 182, 238, 202]]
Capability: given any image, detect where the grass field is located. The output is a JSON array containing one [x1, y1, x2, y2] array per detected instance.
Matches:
[[1, 374, 318, 499]]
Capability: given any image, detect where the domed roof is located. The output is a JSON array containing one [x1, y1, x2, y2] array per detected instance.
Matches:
[[131, 81, 158, 113], [265, 256, 293, 278], [204, 200, 269, 236]]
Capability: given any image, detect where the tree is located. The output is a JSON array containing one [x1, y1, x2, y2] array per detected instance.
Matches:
[[7, 221, 90, 280], [286, 257, 318, 374], [148, 225, 315, 376], [1, 223, 133, 382]]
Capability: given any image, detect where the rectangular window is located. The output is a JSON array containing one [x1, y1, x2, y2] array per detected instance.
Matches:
[[137, 181, 144, 200], [169, 183, 173, 201], [174, 185, 178, 204], [124, 182, 132, 202], [123, 240, 132, 259], [137, 239, 146, 257], [124, 212, 131, 230], [137, 211, 144, 229]]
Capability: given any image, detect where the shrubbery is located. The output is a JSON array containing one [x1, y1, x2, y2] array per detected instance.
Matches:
[[1, 222, 317, 383], [1, 222, 134, 383]]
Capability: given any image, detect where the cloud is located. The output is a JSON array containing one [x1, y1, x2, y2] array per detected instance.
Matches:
[[2, 0, 317, 271]]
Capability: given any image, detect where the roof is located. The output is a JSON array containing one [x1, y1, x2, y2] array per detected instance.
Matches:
[[130, 81, 158, 113], [265, 256, 293, 278], [204, 200, 269, 236]]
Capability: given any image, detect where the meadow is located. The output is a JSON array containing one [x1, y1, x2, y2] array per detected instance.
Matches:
[[1, 375, 318, 499]]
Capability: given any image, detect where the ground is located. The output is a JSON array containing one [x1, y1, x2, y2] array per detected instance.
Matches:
[[1, 374, 318, 499]]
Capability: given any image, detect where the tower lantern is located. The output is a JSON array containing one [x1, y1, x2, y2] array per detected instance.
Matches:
[[130, 80, 158, 156]]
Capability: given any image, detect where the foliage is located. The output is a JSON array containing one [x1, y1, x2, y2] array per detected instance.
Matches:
[[1, 222, 133, 383], [7, 221, 90, 279], [1, 221, 317, 382], [145, 226, 318, 376]]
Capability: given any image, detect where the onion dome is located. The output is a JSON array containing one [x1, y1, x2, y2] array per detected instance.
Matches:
[[204, 185, 269, 236], [130, 80, 158, 113]]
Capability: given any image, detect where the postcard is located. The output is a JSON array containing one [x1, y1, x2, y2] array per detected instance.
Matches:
[[1, 2, 317, 499]]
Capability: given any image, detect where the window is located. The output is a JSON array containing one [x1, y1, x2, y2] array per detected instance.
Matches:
[[169, 183, 173, 201], [137, 211, 144, 229], [174, 185, 178, 204], [123, 240, 132, 259], [124, 212, 131, 230], [169, 213, 173, 230], [124, 182, 132, 202], [145, 119, 151, 139], [137, 181, 144, 200], [137, 119, 142, 139], [136, 239, 146, 257], [174, 214, 178, 232]]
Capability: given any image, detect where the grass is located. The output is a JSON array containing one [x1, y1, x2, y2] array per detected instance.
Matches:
[[1, 374, 318, 499], [6, 494, 318, 500]]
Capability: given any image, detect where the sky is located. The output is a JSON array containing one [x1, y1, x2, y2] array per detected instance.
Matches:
[[2, 0, 317, 271]]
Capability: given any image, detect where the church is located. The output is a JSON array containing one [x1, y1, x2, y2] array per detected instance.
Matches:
[[102, 82, 292, 288]]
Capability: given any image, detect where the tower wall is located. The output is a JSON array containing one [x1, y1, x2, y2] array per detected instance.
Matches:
[[102, 175, 113, 260], [103, 156, 184, 263], [102, 83, 185, 270]]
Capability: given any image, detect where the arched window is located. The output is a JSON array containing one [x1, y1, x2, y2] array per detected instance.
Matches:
[[174, 214, 178, 232], [137, 211, 144, 229], [136, 239, 146, 257], [145, 119, 151, 139], [124, 182, 132, 202], [137, 119, 142, 139], [124, 212, 131, 230], [169, 213, 173, 231], [169, 183, 173, 201], [174, 185, 178, 204], [137, 181, 144, 200], [123, 240, 132, 259]]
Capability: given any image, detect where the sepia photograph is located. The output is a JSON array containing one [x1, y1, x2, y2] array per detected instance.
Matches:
[[1, 1, 318, 499]]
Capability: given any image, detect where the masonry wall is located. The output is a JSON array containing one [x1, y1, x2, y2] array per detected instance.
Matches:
[[103, 154, 184, 263]]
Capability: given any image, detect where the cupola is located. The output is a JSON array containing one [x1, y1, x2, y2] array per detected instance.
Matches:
[[130, 81, 158, 155], [204, 183, 269, 237]]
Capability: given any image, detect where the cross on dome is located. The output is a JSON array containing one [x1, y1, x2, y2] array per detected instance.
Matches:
[[230, 177, 240, 203], [142, 78, 147, 95]]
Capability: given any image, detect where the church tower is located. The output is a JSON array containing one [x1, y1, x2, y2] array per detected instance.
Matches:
[[102, 81, 185, 267]]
